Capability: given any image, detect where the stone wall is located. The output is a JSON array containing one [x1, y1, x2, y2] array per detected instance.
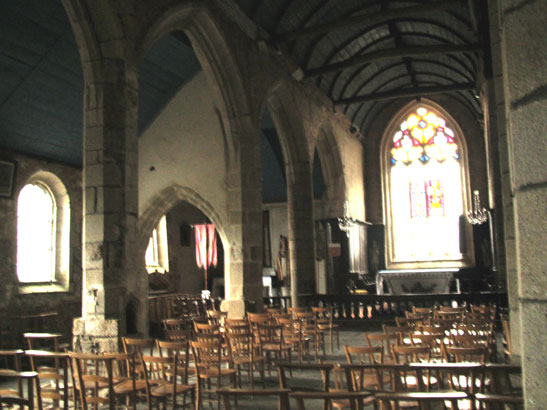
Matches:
[[0, 152, 82, 348]]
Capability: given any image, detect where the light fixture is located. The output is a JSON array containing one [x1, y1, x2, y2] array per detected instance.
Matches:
[[467, 190, 487, 225]]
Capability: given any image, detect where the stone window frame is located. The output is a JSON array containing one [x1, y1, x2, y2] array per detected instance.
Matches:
[[380, 102, 473, 270], [17, 171, 71, 294]]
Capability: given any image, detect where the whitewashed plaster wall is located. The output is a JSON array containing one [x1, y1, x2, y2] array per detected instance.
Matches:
[[138, 72, 227, 221]]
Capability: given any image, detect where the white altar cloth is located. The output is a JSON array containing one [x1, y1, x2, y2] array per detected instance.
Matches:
[[377, 268, 459, 295]]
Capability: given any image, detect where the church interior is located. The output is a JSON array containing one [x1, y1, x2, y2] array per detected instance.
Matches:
[[0, 0, 545, 407]]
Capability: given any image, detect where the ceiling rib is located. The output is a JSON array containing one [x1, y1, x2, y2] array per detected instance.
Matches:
[[306, 43, 481, 77], [336, 82, 475, 105], [273, 0, 462, 42]]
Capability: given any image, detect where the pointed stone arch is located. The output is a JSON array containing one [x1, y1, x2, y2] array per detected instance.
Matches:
[[138, 184, 228, 257], [138, 4, 252, 165]]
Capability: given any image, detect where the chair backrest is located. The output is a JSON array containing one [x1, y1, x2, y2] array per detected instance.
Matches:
[[247, 313, 271, 334], [156, 339, 191, 377], [162, 318, 192, 341], [0, 369, 42, 410], [193, 321, 221, 335], [0, 349, 24, 396], [25, 350, 69, 410], [391, 345, 431, 364], [226, 332, 255, 359], [122, 337, 154, 356], [206, 310, 227, 327], [365, 333, 398, 358], [443, 345, 487, 363], [257, 322, 285, 349], [190, 339, 223, 373], [69, 352, 115, 410]]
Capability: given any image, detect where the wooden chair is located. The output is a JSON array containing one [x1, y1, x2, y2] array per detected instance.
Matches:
[[290, 391, 373, 410], [474, 393, 524, 410], [443, 346, 487, 367], [216, 388, 291, 410], [108, 352, 144, 410], [0, 369, 42, 410], [501, 314, 512, 363], [25, 350, 69, 410], [225, 332, 265, 388], [312, 306, 340, 353], [162, 318, 192, 341], [206, 310, 227, 329], [190, 339, 237, 410], [140, 354, 196, 410], [344, 345, 389, 392], [276, 316, 310, 364], [122, 337, 154, 373], [364, 333, 398, 364], [375, 391, 469, 410], [246, 313, 271, 335], [155, 339, 194, 384], [24, 333, 63, 353], [294, 311, 325, 361], [277, 362, 335, 410], [0, 349, 24, 401], [68, 352, 115, 410], [391, 345, 435, 392], [407, 333, 446, 360], [256, 322, 292, 376]]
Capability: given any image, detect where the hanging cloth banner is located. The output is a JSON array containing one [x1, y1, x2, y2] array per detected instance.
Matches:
[[194, 224, 207, 269], [206, 224, 217, 268]]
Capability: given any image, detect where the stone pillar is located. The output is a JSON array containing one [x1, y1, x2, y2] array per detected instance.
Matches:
[[222, 124, 264, 317], [73, 59, 139, 352], [500, 0, 547, 406], [286, 160, 316, 306], [486, 2, 520, 355]]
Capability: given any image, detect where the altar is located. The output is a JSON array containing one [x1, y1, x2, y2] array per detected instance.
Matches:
[[377, 268, 460, 295]]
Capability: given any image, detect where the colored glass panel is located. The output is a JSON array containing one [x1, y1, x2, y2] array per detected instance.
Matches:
[[391, 108, 458, 165]]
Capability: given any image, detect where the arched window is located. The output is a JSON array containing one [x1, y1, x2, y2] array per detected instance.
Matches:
[[17, 172, 70, 292], [17, 183, 56, 282], [383, 105, 472, 268]]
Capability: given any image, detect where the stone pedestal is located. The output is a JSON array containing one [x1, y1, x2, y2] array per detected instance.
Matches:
[[73, 317, 119, 353]]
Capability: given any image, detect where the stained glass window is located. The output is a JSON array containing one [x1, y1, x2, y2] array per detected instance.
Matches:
[[386, 106, 466, 267], [391, 107, 458, 165]]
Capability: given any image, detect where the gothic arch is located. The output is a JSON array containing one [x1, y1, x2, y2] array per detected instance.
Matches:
[[138, 184, 229, 258], [138, 4, 252, 165], [61, 0, 127, 86]]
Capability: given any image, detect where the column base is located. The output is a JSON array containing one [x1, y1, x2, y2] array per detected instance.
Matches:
[[73, 317, 119, 353], [220, 299, 246, 319]]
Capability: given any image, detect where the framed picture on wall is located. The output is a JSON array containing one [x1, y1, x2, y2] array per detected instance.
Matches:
[[0, 160, 16, 198]]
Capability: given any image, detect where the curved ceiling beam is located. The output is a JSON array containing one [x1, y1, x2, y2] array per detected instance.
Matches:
[[303, 12, 474, 70], [306, 43, 481, 77], [337, 82, 474, 105], [334, 58, 473, 102], [323, 29, 476, 97], [273, 0, 462, 42]]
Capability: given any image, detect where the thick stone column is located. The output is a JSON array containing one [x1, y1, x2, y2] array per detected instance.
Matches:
[[222, 124, 264, 317], [286, 160, 316, 306], [73, 59, 139, 352], [500, 0, 547, 406], [486, 2, 521, 356]]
